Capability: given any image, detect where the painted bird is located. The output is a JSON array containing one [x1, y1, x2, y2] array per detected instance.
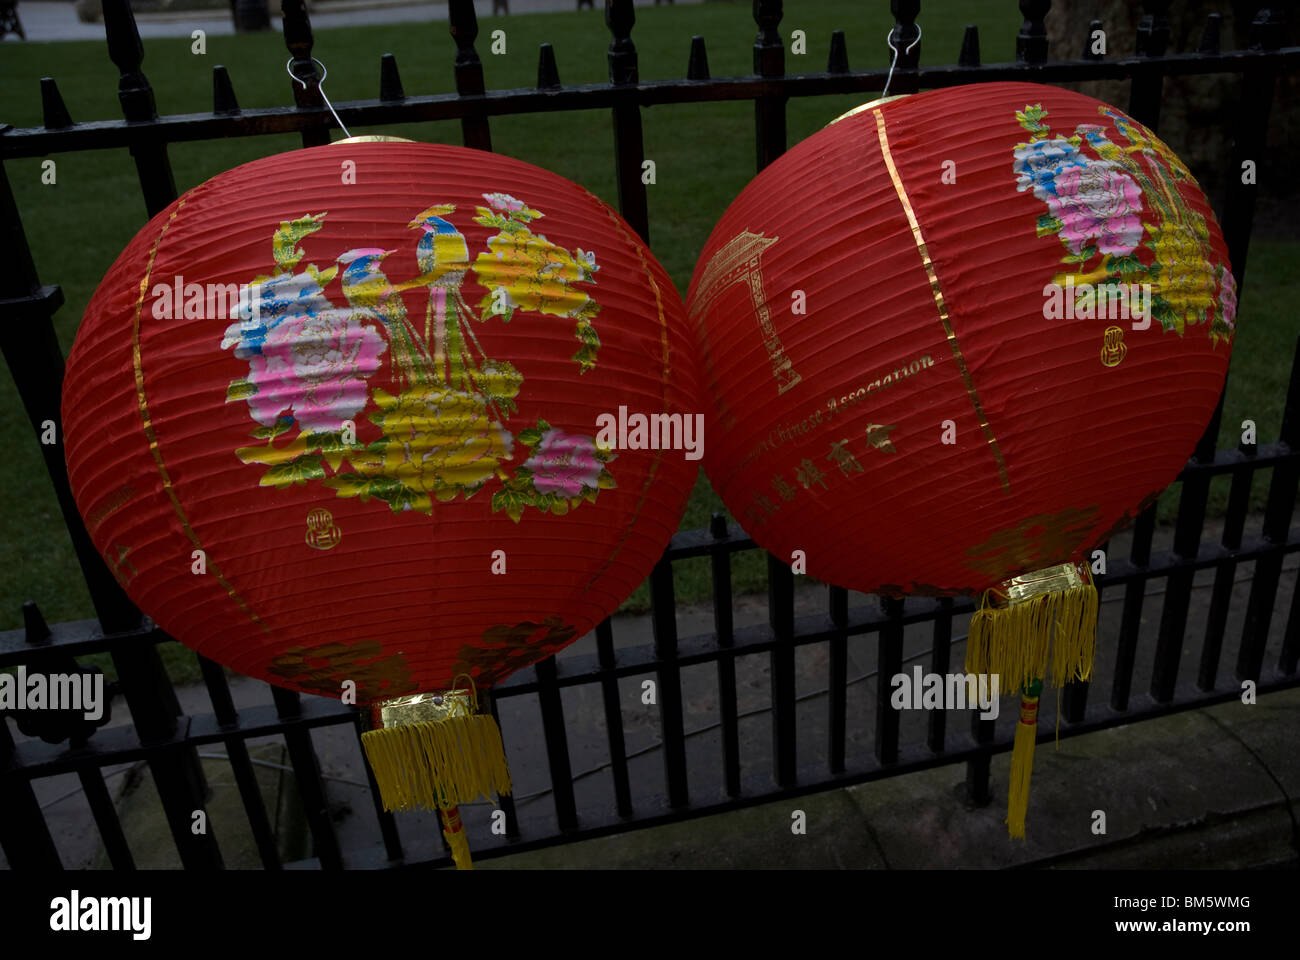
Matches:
[[339, 248, 425, 385], [407, 205, 472, 385]]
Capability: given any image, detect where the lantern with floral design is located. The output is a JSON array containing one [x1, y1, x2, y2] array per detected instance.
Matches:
[[686, 82, 1235, 838], [63, 138, 699, 867]]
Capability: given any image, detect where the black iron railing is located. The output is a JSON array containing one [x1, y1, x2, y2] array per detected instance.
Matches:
[[1, 0, 1297, 870]]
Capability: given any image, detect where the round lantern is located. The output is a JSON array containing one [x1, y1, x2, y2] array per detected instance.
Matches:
[[63, 138, 700, 866], [686, 81, 1235, 836]]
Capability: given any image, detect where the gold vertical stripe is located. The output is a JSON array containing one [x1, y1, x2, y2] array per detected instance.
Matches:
[[132, 201, 271, 632], [873, 110, 1011, 493]]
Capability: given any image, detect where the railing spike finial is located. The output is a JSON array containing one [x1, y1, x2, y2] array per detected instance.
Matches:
[[753, 0, 783, 77], [537, 42, 561, 89], [958, 24, 980, 67], [1083, 19, 1104, 61], [888, 0, 921, 92], [40, 78, 73, 129], [449, 0, 492, 149], [1249, 7, 1285, 52], [380, 53, 405, 101], [280, 0, 330, 146], [687, 34, 710, 81], [1017, 0, 1051, 64], [827, 29, 849, 74], [102, 0, 157, 122], [607, 0, 638, 86], [1135, 0, 1171, 58], [1198, 13, 1222, 55], [212, 66, 240, 114], [23, 601, 51, 644]]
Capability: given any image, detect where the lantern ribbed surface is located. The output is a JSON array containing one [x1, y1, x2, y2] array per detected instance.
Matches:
[[64, 140, 699, 700], [687, 81, 1235, 596]]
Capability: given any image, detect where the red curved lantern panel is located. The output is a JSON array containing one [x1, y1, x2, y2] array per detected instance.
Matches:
[[687, 81, 1235, 597], [64, 140, 699, 702]]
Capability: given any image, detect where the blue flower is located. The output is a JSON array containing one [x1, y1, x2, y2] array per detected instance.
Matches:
[[1012, 138, 1087, 202]]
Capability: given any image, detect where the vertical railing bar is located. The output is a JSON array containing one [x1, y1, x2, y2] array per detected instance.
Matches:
[[752, 0, 787, 172], [926, 596, 952, 753], [1198, 462, 1252, 689], [1016, 0, 1050, 64], [1111, 501, 1156, 711], [0, 162, 142, 633], [197, 656, 282, 867], [828, 585, 848, 773], [1128, 1, 1170, 130], [449, 0, 493, 151], [1152, 467, 1211, 702], [650, 555, 688, 807], [111, 643, 223, 869], [487, 694, 520, 838], [354, 710, 404, 862], [102, 0, 178, 215], [1280, 564, 1300, 676], [281, 0, 331, 148], [595, 618, 633, 816], [767, 553, 796, 787], [0, 717, 63, 869], [606, 0, 649, 242], [270, 686, 342, 869], [1236, 334, 1300, 682], [710, 515, 742, 797], [534, 654, 578, 832], [222, 735, 284, 869], [875, 595, 904, 766], [78, 765, 135, 869], [1218, 7, 1280, 293]]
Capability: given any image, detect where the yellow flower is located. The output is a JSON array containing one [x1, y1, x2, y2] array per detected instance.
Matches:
[[474, 231, 595, 319], [368, 385, 513, 497], [1148, 220, 1216, 329]]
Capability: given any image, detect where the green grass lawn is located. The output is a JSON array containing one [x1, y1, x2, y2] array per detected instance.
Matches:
[[0, 0, 1294, 684]]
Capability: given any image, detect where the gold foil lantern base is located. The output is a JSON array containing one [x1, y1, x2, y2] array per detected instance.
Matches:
[[360, 678, 512, 870], [963, 561, 1098, 839], [965, 560, 1097, 692]]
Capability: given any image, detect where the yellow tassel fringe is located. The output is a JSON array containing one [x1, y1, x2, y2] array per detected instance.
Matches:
[[361, 713, 512, 813], [965, 583, 1098, 691], [1006, 697, 1039, 840]]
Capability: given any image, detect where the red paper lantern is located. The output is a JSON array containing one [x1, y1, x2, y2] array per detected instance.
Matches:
[[686, 82, 1235, 837], [687, 81, 1233, 599], [63, 138, 699, 862]]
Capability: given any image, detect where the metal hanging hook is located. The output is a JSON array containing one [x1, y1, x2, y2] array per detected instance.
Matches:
[[882, 24, 922, 100], [285, 56, 351, 139]]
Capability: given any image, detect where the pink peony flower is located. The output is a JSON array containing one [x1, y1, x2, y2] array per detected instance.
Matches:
[[245, 306, 387, 432], [523, 428, 602, 497], [483, 192, 525, 212], [1218, 267, 1237, 329], [1051, 161, 1144, 257]]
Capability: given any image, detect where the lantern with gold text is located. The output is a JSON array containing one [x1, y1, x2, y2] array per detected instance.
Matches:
[[686, 82, 1235, 837], [63, 139, 699, 867]]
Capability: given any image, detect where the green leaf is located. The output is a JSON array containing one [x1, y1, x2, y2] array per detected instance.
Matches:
[[1036, 214, 1062, 237], [517, 428, 543, 447], [259, 454, 325, 489], [226, 379, 257, 402], [491, 485, 529, 523], [1059, 245, 1097, 265]]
